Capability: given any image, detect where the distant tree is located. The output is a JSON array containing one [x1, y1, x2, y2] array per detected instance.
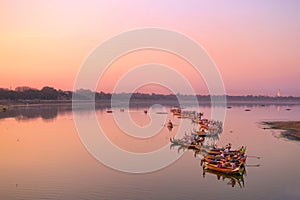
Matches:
[[40, 86, 58, 100], [23, 89, 41, 99], [15, 86, 37, 92]]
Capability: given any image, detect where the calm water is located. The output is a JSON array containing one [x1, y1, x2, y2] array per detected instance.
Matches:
[[1, 104, 300, 200]]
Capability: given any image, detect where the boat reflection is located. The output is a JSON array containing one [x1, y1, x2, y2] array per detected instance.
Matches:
[[202, 168, 246, 188]]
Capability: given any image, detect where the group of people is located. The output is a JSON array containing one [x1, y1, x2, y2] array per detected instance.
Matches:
[[210, 143, 246, 169]]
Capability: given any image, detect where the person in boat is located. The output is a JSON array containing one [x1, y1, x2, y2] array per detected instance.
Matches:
[[220, 161, 226, 168], [230, 162, 236, 169], [240, 146, 245, 153], [225, 143, 232, 150], [220, 151, 225, 158], [224, 143, 232, 152], [191, 139, 197, 145], [213, 144, 223, 151], [226, 154, 232, 161], [199, 136, 204, 142]]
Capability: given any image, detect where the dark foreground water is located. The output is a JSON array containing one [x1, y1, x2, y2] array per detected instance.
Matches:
[[0, 104, 300, 200]]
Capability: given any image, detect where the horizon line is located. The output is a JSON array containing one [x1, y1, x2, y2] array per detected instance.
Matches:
[[1, 86, 300, 98]]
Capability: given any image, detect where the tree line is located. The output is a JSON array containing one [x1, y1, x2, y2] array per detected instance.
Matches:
[[0, 86, 299, 101]]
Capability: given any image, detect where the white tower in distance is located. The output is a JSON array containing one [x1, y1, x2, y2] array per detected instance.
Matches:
[[276, 89, 281, 97]]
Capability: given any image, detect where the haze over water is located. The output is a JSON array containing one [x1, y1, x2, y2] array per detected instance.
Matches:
[[1, 104, 300, 200]]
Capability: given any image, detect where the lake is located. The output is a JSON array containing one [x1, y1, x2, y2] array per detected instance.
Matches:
[[1, 104, 300, 200]]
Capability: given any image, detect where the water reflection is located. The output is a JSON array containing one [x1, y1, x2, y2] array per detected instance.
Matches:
[[0, 105, 65, 121], [0, 104, 299, 200], [202, 169, 245, 188], [1, 102, 296, 122]]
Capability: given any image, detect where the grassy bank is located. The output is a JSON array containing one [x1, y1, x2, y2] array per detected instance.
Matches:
[[263, 121, 300, 141]]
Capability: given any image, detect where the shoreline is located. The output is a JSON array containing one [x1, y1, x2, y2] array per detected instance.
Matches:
[[1, 99, 300, 107], [262, 121, 300, 141]]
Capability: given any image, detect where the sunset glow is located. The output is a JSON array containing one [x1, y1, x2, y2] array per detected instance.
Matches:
[[1, 0, 300, 96]]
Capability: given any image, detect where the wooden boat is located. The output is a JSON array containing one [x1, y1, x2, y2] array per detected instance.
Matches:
[[169, 138, 204, 150], [203, 162, 245, 175], [202, 156, 247, 165], [192, 131, 219, 138], [0, 105, 9, 112], [207, 148, 245, 156], [167, 122, 173, 129], [177, 115, 190, 119], [170, 107, 181, 115], [156, 112, 168, 114], [106, 110, 113, 113]]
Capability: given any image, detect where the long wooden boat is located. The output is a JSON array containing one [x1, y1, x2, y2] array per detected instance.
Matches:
[[169, 138, 206, 151], [207, 148, 245, 156], [193, 132, 219, 138], [202, 156, 247, 165], [170, 107, 181, 115], [203, 162, 245, 175]]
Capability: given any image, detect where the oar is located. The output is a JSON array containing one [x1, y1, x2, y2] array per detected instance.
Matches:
[[247, 155, 260, 159]]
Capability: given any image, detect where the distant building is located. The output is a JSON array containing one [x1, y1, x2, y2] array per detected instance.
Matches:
[[276, 89, 281, 97]]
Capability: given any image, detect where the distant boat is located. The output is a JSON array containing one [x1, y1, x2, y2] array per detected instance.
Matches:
[[144, 110, 148, 114], [170, 106, 181, 115], [0, 106, 9, 112], [167, 121, 173, 129], [244, 109, 251, 111], [156, 112, 168, 114], [106, 110, 113, 113]]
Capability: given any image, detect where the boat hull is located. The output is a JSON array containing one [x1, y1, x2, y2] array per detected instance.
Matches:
[[203, 163, 245, 175]]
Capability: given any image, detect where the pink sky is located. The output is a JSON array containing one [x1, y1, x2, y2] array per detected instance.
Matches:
[[1, 0, 300, 96]]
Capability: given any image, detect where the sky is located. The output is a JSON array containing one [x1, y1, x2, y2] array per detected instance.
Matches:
[[0, 0, 300, 96]]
